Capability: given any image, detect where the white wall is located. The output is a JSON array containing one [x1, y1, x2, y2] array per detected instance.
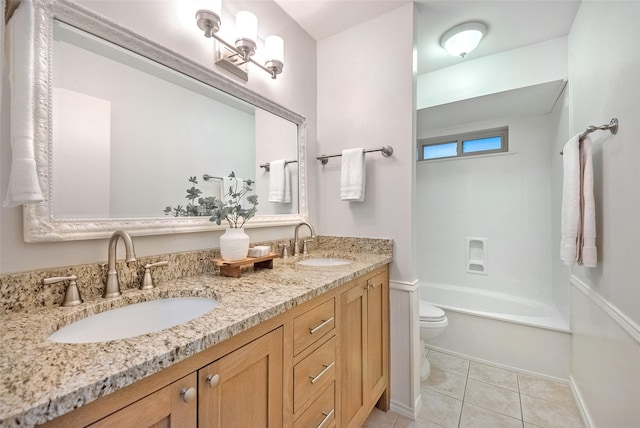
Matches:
[[416, 114, 557, 304], [0, 0, 317, 273], [417, 37, 568, 109], [317, 3, 418, 417], [566, 1, 640, 426]]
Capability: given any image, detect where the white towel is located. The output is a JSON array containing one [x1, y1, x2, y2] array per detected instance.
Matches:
[[580, 137, 597, 267], [341, 148, 365, 201], [268, 159, 291, 203], [3, 0, 44, 208], [560, 134, 581, 265]]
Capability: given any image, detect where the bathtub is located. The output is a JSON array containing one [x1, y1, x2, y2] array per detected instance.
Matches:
[[419, 282, 571, 379]]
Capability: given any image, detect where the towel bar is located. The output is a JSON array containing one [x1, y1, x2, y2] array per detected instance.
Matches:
[[203, 174, 254, 185], [560, 118, 618, 155], [259, 160, 297, 172], [317, 145, 394, 165]]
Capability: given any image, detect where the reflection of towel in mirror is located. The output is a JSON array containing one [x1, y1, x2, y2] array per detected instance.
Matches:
[[3, 0, 44, 207], [341, 148, 365, 201], [268, 160, 291, 203]]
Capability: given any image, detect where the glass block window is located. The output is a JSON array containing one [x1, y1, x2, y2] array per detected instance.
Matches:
[[418, 127, 508, 161]]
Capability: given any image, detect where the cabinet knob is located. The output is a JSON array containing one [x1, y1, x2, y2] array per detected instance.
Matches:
[[206, 373, 221, 388], [180, 387, 196, 403]]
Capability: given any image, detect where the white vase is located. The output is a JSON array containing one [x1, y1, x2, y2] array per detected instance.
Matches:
[[219, 227, 250, 261]]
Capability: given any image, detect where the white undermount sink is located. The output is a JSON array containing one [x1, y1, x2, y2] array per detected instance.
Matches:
[[48, 297, 219, 344], [297, 258, 353, 267]]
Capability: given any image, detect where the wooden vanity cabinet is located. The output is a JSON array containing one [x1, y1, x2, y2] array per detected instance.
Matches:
[[87, 373, 197, 428], [340, 270, 390, 428], [39, 265, 389, 428], [198, 327, 283, 428]]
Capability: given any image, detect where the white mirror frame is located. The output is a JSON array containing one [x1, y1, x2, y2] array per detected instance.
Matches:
[[24, 0, 308, 242]]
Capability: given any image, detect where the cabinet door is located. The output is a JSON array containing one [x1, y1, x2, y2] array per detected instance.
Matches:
[[366, 271, 389, 409], [340, 280, 368, 428], [88, 373, 197, 428], [198, 327, 283, 428]]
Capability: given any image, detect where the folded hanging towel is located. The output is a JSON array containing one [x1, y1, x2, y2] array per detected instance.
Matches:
[[341, 148, 365, 201], [3, 0, 44, 207], [560, 134, 581, 265], [580, 137, 597, 267], [560, 134, 597, 267], [268, 159, 291, 203]]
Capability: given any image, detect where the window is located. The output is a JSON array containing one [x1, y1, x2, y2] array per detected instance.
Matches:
[[418, 127, 508, 161]]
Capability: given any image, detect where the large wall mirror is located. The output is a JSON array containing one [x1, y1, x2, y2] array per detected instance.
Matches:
[[25, 0, 307, 242]]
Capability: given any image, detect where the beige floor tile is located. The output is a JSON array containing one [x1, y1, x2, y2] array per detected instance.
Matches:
[[464, 379, 522, 420], [363, 407, 398, 428], [523, 423, 544, 428], [517, 374, 576, 407], [459, 403, 524, 428], [426, 349, 470, 377], [419, 388, 463, 428], [396, 415, 446, 428], [521, 394, 585, 428], [469, 362, 518, 391], [364, 408, 399, 428], [422, 365, 468, 400]]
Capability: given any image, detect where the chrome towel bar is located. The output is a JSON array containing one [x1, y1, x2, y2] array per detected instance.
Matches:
[[259, 159, 298, 172], [317, 145, 394, 165], [560, 118, 618, 155]]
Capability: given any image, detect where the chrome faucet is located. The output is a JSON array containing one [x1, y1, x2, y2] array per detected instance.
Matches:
[[104, 230, 136, 298], [293, 222, 315, 256]]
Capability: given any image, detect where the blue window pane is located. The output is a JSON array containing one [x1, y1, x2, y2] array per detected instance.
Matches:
[[462, 136, 502, 153], [423, 142, 457, 159]]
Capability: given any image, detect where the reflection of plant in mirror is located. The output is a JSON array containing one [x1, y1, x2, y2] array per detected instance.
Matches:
[[164, 176, 217, 217], [210, 172, 258, 228], [164, 173, 258, 228]]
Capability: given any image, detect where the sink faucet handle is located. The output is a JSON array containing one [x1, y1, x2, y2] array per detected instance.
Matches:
[[43, 275, 82, 307], [279, 243, 290, 259], [140, 261, 169, 290], [302, 238, 315, 255]]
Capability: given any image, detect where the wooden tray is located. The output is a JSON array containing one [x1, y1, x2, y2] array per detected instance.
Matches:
[[213, 253, 278, 278]]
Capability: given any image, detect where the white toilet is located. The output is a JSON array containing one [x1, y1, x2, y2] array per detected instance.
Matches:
[[419, 301, 448, 380]]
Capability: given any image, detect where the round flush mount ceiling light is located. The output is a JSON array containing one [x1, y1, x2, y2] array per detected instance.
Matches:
[[440, 22, 487, 58]]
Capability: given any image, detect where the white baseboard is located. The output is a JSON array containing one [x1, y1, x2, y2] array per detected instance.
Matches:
[[390, 398, 419, 421], [570, 375, 593, 428]]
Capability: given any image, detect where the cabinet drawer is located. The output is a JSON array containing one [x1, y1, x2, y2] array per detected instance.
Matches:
[[294, 336, 336, 413], [294, 298, 335, 355], [294, 382, 335, 428]]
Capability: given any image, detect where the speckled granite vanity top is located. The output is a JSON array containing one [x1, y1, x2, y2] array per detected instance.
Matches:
[[0, 240, 392, 427]]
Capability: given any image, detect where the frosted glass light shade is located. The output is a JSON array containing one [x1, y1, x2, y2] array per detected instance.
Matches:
[[236, 11, 257, 42], [441, 22, 487, 58], [265, 35, 284, 63]]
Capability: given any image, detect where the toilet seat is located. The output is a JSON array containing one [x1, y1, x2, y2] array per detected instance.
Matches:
[[419, 301, 446, 322]]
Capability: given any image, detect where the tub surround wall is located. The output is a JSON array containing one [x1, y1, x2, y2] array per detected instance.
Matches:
[[566, 1, 640, 426], [0, 235, 391, 315]]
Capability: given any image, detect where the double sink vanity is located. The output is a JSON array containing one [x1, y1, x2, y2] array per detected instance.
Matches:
[[0, 236, 392, 428]]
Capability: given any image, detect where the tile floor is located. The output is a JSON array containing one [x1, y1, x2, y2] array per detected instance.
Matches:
[[364, 349, 585, 428]]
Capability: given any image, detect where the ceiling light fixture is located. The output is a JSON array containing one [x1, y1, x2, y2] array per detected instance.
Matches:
[[440, 22, 487, 58], [195, 1, 284, 80]]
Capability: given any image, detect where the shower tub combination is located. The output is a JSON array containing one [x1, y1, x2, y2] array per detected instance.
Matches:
[[419, 282, 571, 379]]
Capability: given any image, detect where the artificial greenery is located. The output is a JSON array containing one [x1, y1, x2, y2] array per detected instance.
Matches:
[[164, 172, 258, 228]]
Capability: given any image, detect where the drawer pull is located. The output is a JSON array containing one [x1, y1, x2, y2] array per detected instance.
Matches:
[[206, 373, 221, 388], [309, 361, 335, 384], [309, 317, 334, 334], [180, 387, 196, 403], [317, 409, 335, 428]]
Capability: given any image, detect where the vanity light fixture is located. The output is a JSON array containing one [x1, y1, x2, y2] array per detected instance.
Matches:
[[195, 2, 284, 80], [440, 22, 487, 58]]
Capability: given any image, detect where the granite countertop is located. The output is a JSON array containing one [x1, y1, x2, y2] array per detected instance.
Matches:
[[0, 248, 392, 427]]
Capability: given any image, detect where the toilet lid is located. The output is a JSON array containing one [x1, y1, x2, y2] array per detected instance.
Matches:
[[419, 301, 446, 321]]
